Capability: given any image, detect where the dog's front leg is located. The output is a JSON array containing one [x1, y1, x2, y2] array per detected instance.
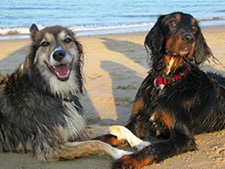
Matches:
[[84, 125, 151, 150], [35, 140, 132, 161]]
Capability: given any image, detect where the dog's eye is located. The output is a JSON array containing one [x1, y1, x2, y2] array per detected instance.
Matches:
[[41, 41, 50, 47], [169, 20, 177, 27], [64, 38, 72, 43], [191, 25, 198, 33]]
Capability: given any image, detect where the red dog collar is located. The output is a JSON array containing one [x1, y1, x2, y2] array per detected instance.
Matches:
[[154, 69, 188, 87], [63, 98, 74, 102]]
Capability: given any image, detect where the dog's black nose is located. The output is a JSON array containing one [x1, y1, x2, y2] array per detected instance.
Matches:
[[182, 33, 195, 43], [53, 50, 66, 62]]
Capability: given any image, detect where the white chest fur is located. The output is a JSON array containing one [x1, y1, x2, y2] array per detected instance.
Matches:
[[166, 57, 175, 75]]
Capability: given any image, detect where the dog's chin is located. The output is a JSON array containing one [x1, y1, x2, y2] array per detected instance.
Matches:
[[48, 63, 72, 81], [178, 45, 195, 57], [178, 50, 189, 57], [166, 49, 192, 57]]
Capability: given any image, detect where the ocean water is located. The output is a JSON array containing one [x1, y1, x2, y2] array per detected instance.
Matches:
[[0, 0, 225, 38]]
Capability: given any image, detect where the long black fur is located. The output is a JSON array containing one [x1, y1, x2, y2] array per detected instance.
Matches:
[[112, 12, 225, 168]]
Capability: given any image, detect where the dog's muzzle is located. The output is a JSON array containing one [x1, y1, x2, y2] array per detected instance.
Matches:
[[47, 49, 73, 81], [182, 33, 195, 44]]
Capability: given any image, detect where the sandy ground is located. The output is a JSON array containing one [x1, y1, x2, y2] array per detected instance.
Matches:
[[0, 25, 225, 169]]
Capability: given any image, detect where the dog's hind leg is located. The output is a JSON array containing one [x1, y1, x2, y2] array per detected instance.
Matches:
[[83, 125, 151, 150], [35, 140, 132, 161]]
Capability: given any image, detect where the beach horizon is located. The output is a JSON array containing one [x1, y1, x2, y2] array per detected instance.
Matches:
[[1, 23, 225, 41]]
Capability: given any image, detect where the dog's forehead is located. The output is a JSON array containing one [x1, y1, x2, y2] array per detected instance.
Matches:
[[163, 12, 196, 25], [43, 32, 55, 41], [174, 13, 181, 20], [174, 13, 197, 25], [42, 31, 72, 42], [57, 30, 71, 39], [180, 13, 197, 25], [37, 26, 74, 41], [43, 26, 72, 34]]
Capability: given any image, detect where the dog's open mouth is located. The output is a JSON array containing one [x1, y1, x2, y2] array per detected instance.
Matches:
[[48, 63, 72, 81]]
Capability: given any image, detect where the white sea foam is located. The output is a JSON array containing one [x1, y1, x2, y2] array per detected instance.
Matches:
[[1, 0, 225, 40], [0, 23, 155, 40]]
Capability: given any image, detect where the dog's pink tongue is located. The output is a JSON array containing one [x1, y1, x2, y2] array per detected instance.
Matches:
[[55, 64, 70, 79]]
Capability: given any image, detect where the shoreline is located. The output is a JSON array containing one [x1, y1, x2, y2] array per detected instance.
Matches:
[[1, 24, 225, 41]]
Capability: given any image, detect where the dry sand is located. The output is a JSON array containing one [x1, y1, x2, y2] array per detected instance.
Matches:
[[0, 25, 225, 169]]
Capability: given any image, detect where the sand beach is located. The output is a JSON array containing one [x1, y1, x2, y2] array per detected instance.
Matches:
[[0, 25, 225, 169]]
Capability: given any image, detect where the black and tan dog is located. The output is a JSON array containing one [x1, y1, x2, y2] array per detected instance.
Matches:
[[0, 24, 149, 162], [113, 12, 225, 168]]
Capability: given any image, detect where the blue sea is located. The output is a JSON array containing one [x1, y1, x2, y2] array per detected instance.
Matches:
[[0, 0, 225, 39]]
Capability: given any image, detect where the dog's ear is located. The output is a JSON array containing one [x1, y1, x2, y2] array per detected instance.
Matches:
[[144, 18, 163, 56], [29, 24, 39, 39], [194, 28, 213, 65], [30, 24, 39, 33]]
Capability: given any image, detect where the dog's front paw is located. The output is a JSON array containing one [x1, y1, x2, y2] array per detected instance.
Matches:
[[112, 155, 139, 169], [112, 146, 157, 169], [134, 141, 151, 151]]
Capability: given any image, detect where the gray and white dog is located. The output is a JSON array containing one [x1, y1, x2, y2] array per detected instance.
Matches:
[[0, 24, 149, 161]]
